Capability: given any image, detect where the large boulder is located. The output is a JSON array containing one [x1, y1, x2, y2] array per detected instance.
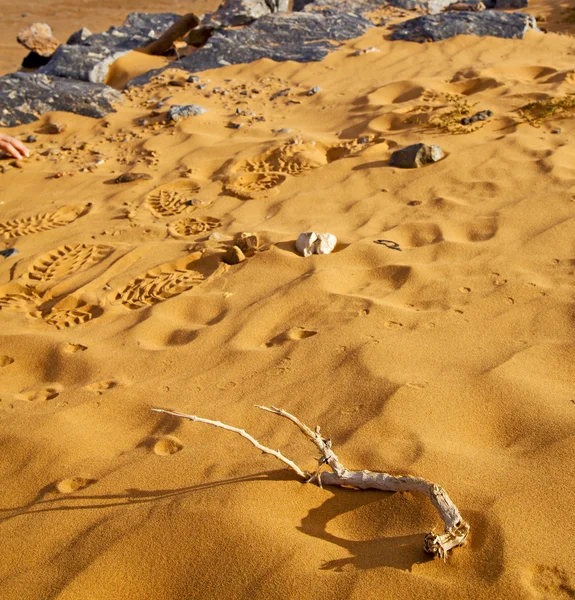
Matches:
[[0, 72, 122, 127], [390, 10, 538, 42], [39, 12, 181, 83]]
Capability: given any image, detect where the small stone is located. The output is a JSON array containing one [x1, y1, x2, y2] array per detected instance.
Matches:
[[295, 232, 337, 257], [41, 147, 62, 156], [187, 75, 200, 83], [228, 121, 243, 129], [390, 143, 444, 168], [11, 160, 25, 169], [168, 80, 186, 87], [407, 200, 422, 206], [166, 104, 206, 122], [17, 22, 60, 57], [270, 88, 291, 100], [353, 47, 380, 56], [25, 134, 37, 143], [44, 122, 67, 134], [233, 232, 259, 256], [307, 86, 321, 96], [0, 248, 19, 258], [461, 109, 493, 125], [273, 128, 292, 134], [111, 173, 153, 183], [222, 245, 246, 265], [551, 128, 562, 134]]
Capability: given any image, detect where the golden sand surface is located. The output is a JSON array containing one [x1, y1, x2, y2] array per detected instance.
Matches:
[[1, 3, 575, 599]]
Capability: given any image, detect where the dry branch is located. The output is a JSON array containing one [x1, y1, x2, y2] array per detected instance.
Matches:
[[151, 406, 470, 559]]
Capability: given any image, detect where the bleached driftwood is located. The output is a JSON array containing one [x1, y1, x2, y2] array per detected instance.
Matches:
[[151, 406, 470, 559]]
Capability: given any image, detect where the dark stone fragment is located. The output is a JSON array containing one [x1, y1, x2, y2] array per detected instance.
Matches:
[[307, 86, 321, 96], [222, 245, 246, 265], [128, 11, 373, 86], [0, 72, 122, 128], [109, 173, 153, 183], [0, 248, 19, 258], [166, 104, 206, 122], [66, 27, 93, 45], [228, 122, 243, 129], [168, 80, 186, 87], [26, 134, 38, 143], [460, 109, 493, 125], [271, 88, 291, 100], [390, 143, 444, 168], [494, 0, 528, 8], [204, 0, 272, 27], [390, 11, 539, 42], [187, 75, 200, 83]]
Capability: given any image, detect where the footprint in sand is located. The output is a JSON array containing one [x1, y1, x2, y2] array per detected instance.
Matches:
[[115, 258, 205, 310], [0, 204, 91, 239], [224, 172, 286, 199], [265, 327, 318, 347], [26, 243, 112, 284], [168, 216, 221, 238], [0, 283, 41, 312], [56, 477, 97, 494], [153, 435, 184, 456], [0, 355, 14, 367], [146, 180, 201, 216], [40, 297, 103, 329]]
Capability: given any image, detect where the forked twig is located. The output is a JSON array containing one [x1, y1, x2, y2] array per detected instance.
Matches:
[[152, 406, 470, 559]]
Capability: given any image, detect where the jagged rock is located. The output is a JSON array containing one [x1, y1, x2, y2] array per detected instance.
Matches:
[[222, 246, 246, 264], [233, 232, 259, 256], [166, 104, 206, 122], [204, 0, 273, 27], [17, 22, 60, 57], [129, 11, 373, 85], [39, 12, 181, 83], [390, 143, 444, 168], [390, 11, 538, 42], [296, 232, 337, 257], [0, 72, 122, 128]]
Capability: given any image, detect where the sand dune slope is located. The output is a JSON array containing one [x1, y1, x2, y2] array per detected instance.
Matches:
[[1, 16, 575, 600]]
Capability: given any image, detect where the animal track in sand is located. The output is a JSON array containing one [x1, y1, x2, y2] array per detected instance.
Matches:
[[56, 477, 97, 494], [265, 327, 318, 347], [153, 435, 183, 456], [0, 355, 14, 367], [63, 343, 88, 353], [83, 380, 118, 393], [146, 180, 201, 216], [0, 205, 90, 238], [529, 565, 575, 599], [18, 387, 60, 402], [27, 244, 112, 283], [116, 268, 204, 310], [168, 216, 221, 238]]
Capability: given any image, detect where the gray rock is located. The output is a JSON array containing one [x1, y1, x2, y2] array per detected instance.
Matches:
[[39, 12, 181, 83], [493, 0, 528, 8], [390, 11, 538, 42], [129, 11, 373, 85], [390, 143, 444, 168], [388, 0, 459, 14], [302, 0, 387, 17], [0, 72, 122, 127], [461, 109, 492, 125], [166, 104, 206, 122], [307, 86, 321, 95], [204, 0, 272, 27]]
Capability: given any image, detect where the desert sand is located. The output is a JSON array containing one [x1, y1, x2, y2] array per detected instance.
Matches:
[[1, 1, 575, 599]]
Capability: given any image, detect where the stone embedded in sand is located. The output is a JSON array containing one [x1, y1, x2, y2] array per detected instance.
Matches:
[[295, 232, 337, 257], [0, 355, 14, 367], [153, 436, 184, 456], [56, 477, 95, 493], [44, 122, 67, 134], [390, 11, 538, 42], [166, 104, 206, 122], [222, 245, 247, 265], [390, 143, 444, 168], [17, 23, 60, 57], [0, 72, 122, 127], [233, 232, 259, 256], [111, 173, 153, 183]]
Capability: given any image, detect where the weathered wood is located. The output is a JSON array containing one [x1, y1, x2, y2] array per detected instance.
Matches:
[[151, 406, 470, 559]]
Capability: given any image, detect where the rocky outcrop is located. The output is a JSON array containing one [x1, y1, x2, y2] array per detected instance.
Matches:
[[390, 10, 538, 42], [0, 73, 122, 127], [39, 12, 181, 83], [130, 10, 373, 85]]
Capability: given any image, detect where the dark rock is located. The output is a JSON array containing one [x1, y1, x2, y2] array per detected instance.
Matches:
[[302, 0, 387, 19], [228, 122, 243, 129], [25, 134, 38, 143], [130, 11, 372, 86], [166, 104, 206, 122], [39, 12, 181, 83], [17, 22, 60, 57], [390, 143, 444, 168], [0, 249, 19, 258], [461, 109, 493, 125], [187, 75, 200, 83], [391, 11, 538, 42], [0, 72, 122, 128], [307, 86, 321, 95], [494, 0, 527, 8], [551, 128, 561, 134], [109, 173, 153, 183], [204, 0, 272, 27], [388, 0, 457, 13]]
